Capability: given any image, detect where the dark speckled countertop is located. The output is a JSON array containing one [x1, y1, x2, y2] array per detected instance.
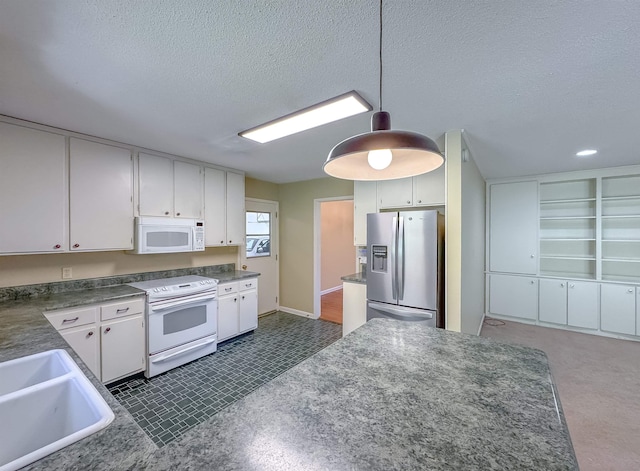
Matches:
[[1, 279, 576, 470], [341, 272, 366, 284]]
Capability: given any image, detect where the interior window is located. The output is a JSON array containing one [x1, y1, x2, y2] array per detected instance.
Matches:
[[246, 211, 271, 258]]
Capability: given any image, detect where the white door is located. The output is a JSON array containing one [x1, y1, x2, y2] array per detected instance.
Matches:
[[138, 153, 173, 217], [241, 199, 279, 315], [204, 167, 226, 246], [538, 279, 567, 325], [601, 284, 636, 335], [174, 160, 203, 219], [378, 177, 413, 208], [489, 181, 538, 274], [567, 281, 598, 329], [489, 274, 538, 320], [226, 172, 245, 245]]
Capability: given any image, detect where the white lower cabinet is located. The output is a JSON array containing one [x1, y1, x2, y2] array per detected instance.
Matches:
[[601, 284, 636, 335], [45, 296, 145, 384], [217, 278, 258, 342], [101, 316, 145, 384], [538, 279, 599, 328], [489, 274, 538, 320]]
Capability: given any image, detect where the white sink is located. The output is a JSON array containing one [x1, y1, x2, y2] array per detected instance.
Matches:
[[0, 350, 114, 471]]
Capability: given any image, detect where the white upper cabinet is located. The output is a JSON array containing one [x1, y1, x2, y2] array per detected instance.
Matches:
[[378, 177, 414, 208], [138, 154, 203, 219], [226, 171, 245, 246], [0, 122, 67, 253], [173, 160, 203, 219], [69, 138, 134, 251], [138, 153, 173, 216], [414, 165, 446, 206], [353, 181, 377, 246], [489, 181, 538, 274], [204, 167, 226, 246]]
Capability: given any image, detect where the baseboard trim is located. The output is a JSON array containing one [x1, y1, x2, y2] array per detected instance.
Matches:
[[477, 313, 486, 336], [320, 286, 343, 296], [279, 306, 318, 320]]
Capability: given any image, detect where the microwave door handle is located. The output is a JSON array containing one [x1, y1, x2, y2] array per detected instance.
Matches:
[[150, 293, 216, 312]]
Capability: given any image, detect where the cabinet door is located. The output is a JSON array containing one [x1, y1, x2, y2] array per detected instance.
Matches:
[[204, 167, 226, 246], [567, 281, 598, 329], [539, 279, 567, 325], [489, 181, 538, 274], [414, 165, 445, 206], [378, 178, 413, 208], [69, 138, 133, 251], [238, 289, 258, 333], [637, 287, 640, 336], [353, 181, 377, 245], [138, 153, 173, 217], [61, 325, 100, 378], [601, 284, 636, 335], [0, 123, 67, 253], [226, 172, 245, 245], [174, 160, 203, 218], [489, 274, 538, 319], [218, 295, 239, 341], [101, 315, 145, 383]]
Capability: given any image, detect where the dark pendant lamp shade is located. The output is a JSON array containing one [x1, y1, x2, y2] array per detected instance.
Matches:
[[323, 111, 444, 181]]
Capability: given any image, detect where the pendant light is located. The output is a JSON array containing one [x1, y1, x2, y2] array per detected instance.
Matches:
[[323, 0, 444, 181]]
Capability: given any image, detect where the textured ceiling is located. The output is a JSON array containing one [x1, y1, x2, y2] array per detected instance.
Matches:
[[1, 0, 639, 183]]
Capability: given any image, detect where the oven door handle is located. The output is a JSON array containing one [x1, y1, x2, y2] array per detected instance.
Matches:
[[150, 337, 216, 363], [149, 293, 216, 312]]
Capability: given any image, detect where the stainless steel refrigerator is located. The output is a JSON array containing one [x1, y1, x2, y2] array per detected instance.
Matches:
[[366, 210, 445, 328]]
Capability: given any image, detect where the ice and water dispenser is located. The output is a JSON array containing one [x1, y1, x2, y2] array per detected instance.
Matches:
[[371, 245, 388, 272]]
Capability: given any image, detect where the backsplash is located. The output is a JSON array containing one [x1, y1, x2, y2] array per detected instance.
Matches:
[[0, 264, 235, 302]]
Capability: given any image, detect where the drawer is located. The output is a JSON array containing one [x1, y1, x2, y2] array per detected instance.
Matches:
[[101, 297, 145, 321], [45, 306, 97, 331], [238, 278, 258, 292], [219, 281, 238, 296]]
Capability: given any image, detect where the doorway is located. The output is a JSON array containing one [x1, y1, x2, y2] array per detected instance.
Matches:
[[241, 198, 279, 315], [313, 197, 356, 323]]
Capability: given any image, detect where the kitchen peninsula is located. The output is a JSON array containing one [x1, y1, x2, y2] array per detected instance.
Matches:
[[1, 289, 576, 470]]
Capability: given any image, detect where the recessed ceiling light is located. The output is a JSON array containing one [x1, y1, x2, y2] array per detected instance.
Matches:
[[239, 91, 371, 144], [576, 149, 598, 157]]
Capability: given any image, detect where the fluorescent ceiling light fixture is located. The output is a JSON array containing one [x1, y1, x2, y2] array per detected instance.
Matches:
[[239, 91, 372, 143], [576, 149, 598, 157]]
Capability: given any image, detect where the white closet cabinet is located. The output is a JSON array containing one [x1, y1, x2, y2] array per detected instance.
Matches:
[[217, 278, 258, 342], [539, 279, 568, 325], [69, 138, 134, 251], [226, 172, 245, 246], [204, 167, 227, 246], [538, 279, 598, 329], [489, 274, 538, 320], [601, 284, 636, 335], [489, 181, 538, 274], [174, 160, 203, 218], [101, 315, 145, 384], [0, 122, 67, 254], [378, 178, 414, 208], [353, 181, 377, 246]]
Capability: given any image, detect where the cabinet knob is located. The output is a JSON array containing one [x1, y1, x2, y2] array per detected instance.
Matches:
[[220, 240, 224, 244], [530, 254, 535, 258], [407, 200, 411, 204], [176, 212, 181, 216], [87, 331, 94, 337], [73, 243, 80, 248], [628, 289, 634, 293], [54, 244, 61, 249], [569, 284, 575, 288], [242, 295, 245, 300], [530, 280, 535, 284], [234, 298, 237, 302], [164, 211, 170, 215], [560, 283, 565, 287], [104, 327, 111, 333], [418, 200, 422, 204], [229, 240, 232, 243]]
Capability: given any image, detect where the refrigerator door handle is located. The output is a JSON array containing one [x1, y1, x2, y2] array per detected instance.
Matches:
[[397, 216, 404, 300], [391, 216, 398, 300], [368, 302, 434, 320]]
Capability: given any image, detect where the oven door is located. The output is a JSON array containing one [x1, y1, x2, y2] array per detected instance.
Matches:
[[147, 291, 217, 354]]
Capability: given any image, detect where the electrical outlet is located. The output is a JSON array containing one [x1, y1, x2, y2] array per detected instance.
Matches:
[[62, 267, 73, 279]]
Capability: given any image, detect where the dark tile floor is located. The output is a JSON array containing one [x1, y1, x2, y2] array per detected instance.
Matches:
[[108, 311, 342, 447]]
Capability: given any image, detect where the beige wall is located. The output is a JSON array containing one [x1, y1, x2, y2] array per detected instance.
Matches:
[[245, 177, 279, 201], [279, 177, 353, 313], [321, 200, 355, 291], [445, 131, 463, 332], [0, 247, 238, 288]]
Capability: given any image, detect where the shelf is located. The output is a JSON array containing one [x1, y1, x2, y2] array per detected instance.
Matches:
[[540, 256, 595, 261], [602, 196, 640, 201], [539, 271, 595, 280], [540, 238, 596, 241], [602, 239, 640, 242], [602, 258, 640, 263], [601, 274, 640, 283], [602, 215, 640, 219], [540, 198, 596, 204], [540, 216, 595, 220]]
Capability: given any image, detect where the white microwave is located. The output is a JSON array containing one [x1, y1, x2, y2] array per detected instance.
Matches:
[[130, 217, 205, 254]]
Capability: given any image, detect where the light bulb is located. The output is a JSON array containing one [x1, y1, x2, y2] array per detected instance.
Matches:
[[368, 149, 393, 170]]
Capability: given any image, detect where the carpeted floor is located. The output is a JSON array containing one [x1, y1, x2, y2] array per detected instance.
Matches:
[[481, 318, 640, 471]]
